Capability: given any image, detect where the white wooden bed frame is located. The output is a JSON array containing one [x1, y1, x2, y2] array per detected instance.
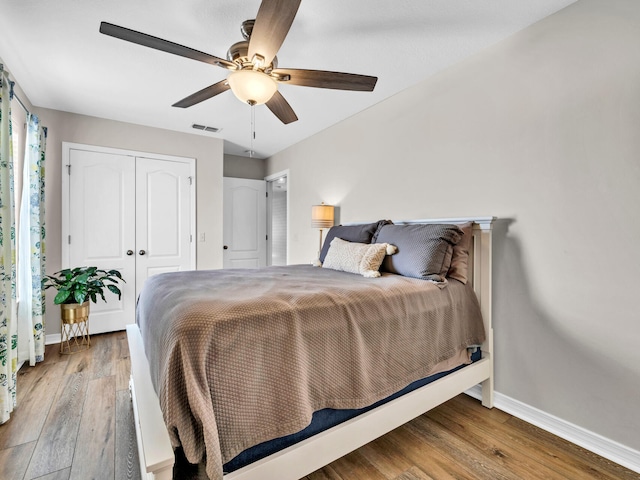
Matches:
[[127, 216, 495, 480]]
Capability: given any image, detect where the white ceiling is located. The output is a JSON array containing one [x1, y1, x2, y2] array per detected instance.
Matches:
[[0, 0, 575, 159]]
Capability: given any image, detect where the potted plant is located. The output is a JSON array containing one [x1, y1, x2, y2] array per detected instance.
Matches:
[[42, 267, 124, 352]]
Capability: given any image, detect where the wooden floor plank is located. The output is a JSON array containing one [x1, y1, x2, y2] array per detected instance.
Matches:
[[0, 440, 36, 480], [393, 466, 435, 480], [439, 395, 624, 480], [39, 342, 68, 366], [405, 415, 520, 480], [449, 391, 511, 423], [383, 425, 474, 480], [116, 357, 131, 392], [0, 361, 67, 450], [32, 467, 71, 480], [69, 375, 116, 480], [358, 433, 416, 479], [325, 449, 387, 480], [422, 405, 572, 479], [306, 464, 344, 480], [89, 334, 117, 380], [115, 331, 130, 359], [62, 345, 93, 377], [25, 371, 88, 479], [451, 390, 635, 478], [115, 389, 142, 480], [506, 415, 640, 480]]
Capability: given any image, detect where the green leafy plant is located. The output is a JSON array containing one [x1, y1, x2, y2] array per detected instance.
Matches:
[[42, 267, 124, 305]]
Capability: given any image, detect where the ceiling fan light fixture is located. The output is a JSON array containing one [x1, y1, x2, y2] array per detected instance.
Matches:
[[228, 69, 277, 105]]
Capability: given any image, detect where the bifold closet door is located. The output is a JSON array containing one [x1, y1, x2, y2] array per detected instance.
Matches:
[[134, 157, 193, 296], [67, 149, 194, 333], [68, 149, 136, 333]]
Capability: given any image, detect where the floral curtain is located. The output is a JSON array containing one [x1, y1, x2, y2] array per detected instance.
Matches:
[[0, 68, 18, 424], [17, 113, 46, 365]]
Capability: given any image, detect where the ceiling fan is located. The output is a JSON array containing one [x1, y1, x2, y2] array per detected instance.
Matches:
[[99, 0, 378, 125]]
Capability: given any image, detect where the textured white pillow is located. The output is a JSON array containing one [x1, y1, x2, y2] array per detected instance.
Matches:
[[322, 237, 396, 278]]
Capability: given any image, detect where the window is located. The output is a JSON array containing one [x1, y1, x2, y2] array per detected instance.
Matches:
[[11, 106, 26, 306]]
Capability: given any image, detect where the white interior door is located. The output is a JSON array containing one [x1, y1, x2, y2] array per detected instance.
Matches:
[[223, 177, 267, 269], [68, 148, 136, 334], [135, 157, 193, 296]]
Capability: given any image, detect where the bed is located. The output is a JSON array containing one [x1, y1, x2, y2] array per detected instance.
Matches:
[[127, 216, 495, 480]]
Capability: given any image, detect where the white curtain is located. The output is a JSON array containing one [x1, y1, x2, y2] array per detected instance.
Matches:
[[0, 67, 18, 424], [17, 113, 46, 366]]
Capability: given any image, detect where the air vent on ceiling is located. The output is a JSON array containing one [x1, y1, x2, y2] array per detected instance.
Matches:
[[192, 124, 221, 133]]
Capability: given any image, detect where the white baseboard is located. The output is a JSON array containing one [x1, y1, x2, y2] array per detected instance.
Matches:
[[465, 386, 640, 474], [45, 333, 61, 345]]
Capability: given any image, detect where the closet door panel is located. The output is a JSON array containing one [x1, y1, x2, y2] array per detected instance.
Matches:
[[135, 157, 193, 297], [68, 149, 136, 334]]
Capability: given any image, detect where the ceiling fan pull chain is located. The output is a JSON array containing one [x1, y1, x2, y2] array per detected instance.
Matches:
[[250, 102, 255, 158]]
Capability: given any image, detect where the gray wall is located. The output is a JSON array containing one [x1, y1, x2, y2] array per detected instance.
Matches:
[[33, 107, 224, 336], [267, 0, 640, 452], [224, 154, 266, 180]]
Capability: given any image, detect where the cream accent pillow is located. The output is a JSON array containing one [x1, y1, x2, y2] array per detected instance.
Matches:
[[322, 237, 396, 278]]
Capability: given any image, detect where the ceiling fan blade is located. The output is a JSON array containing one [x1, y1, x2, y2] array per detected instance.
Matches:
[[172, 80, 230, 108], [99, 22, 236, 70], [248, 0, 301, 67], [273, 68, 378, 91], [266, 91, 298, 124]]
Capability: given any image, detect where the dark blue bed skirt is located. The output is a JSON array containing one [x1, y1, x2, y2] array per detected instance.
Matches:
[[223, 348, 482, 473]]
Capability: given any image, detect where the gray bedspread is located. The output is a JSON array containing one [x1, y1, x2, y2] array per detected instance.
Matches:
[[136, 265, 485, 480]]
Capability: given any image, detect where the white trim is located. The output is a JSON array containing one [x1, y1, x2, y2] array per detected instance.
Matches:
[[465, 386, 640, 474], [264, 169, 290, 183], [345, 216, 495, 230], [45, 333, 61, 345]]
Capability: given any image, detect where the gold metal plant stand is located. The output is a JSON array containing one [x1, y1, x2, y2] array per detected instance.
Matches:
[[60, 301, 91, 354]]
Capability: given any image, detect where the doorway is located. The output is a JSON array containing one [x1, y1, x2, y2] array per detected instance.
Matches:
[[266, 171, 289, 266], [222, 177, 267, 269]]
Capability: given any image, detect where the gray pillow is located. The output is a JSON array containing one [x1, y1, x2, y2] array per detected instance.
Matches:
[[319, 220, 391, 263], [375, 223, 463, 281]]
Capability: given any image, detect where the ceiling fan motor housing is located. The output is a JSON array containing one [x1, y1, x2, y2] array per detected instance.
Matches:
[[227, 21, 278, 72]]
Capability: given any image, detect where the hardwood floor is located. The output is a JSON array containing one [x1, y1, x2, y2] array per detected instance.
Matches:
[[0, 332, 139, 480], [0, 332, 637, 480]]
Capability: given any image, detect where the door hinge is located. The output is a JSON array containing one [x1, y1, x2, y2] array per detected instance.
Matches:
[[67, 165, 71, 175], [266, 191, 268, 198], [190, 234, 193, 243], [188, 176, 193, 185], [68, 235, 71, 244], [266, 234, 268, 241]]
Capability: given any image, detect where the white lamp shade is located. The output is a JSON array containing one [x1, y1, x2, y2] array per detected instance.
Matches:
[[228, 69, 278, 105], [311, 204, 334, 229]]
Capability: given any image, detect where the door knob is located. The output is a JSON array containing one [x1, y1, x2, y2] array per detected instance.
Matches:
[[139, 250, 146, 255], [223, 245, 228, 250], [126, 250, 134, 256]]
